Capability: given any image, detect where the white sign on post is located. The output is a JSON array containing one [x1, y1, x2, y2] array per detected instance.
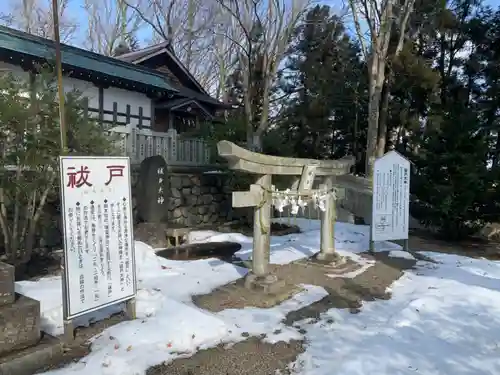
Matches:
[[371, 151, 411, 242], [59, 156, 136, 319]]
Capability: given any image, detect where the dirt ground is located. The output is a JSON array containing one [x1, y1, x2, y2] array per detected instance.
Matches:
[[147, 338, 304, 375], [406, 229, 500, 259], [193, 252, 414, 314]]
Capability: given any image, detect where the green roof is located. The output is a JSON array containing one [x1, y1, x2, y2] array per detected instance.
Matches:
[[0, 26, 177, 93]]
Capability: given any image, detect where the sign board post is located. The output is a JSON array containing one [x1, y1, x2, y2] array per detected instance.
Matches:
[[370, 151, 411, 252], [59, 156, 137, 341]]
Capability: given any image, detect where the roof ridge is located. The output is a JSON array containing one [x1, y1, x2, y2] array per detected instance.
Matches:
[[116, 41, 170, 59], [0, 25, 175, 84]]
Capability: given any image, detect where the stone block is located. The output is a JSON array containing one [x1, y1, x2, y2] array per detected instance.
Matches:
[[136, 155, 169, 223], [181, 176, 191, 187], [338, 188, 372, 225], [0, 294, 41, 356], [134, 222, 170, 249], [0, 333, 63, 375], [0, 262, 14, 306], [170, 175, 182, 189]]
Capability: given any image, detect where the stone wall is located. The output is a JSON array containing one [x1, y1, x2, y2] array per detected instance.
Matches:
[[131, 169, 233, 227], [18, 169, 234, 253]]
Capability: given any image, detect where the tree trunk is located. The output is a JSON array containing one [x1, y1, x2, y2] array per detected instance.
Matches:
[[246, 122, 254, 150], [377, 78, 391, 157], [185, 0, 195, 70], [251, 133, 263, 152], [353, 84, 359, 169], [365, 58, 385, 177], [243, 82, 254, 150]]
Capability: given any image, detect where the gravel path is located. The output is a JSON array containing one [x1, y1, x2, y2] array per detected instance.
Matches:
[[147, 338, 304, 375]]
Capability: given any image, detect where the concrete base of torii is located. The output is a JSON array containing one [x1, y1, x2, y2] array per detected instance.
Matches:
[[243, 273, 287, 294], [314, 251, 346, 265]]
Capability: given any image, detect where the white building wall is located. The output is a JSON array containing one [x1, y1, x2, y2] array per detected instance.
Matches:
[[0, 61, 152, 129]]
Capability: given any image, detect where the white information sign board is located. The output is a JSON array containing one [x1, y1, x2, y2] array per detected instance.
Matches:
[[59, 156, 136, 319], [371, 151, 410, 242]]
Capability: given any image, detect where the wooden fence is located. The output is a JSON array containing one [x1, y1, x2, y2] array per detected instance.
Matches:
[[111, 127, 211, 166]]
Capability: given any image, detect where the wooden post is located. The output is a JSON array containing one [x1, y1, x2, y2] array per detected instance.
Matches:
[[53, 0, 73, 342], [112, 102, 118, 124], [52, 0, 66, 154], [369, 229, 375, 254], [403, 239, 409, 252], [252, 174, 272, 277], [126, 104, 131, 124], [125, 298, 136, 320], [63, 319, 75, 343], [138, 106, 143, 129], [61, 254, 75, 343]]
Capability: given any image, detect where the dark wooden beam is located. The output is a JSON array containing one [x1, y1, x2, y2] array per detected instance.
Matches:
[[98, 86, 104, 124]]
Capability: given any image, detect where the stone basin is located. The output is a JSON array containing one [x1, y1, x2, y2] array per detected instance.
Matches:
[[155, 241, 242, 261]]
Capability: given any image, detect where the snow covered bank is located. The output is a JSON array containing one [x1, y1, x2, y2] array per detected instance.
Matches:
[[291, 252, 500, 375], [14, 219, 500, 375]]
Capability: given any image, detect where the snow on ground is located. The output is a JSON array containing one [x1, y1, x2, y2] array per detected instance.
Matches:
[[190, 219, 399, 269], [292, 252, 500, 375], [15, 219, 500, 375], [16, 244, 246, 337]]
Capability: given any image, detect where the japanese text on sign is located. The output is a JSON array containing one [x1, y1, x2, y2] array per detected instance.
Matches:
[[371, 151, 411, 242], [60, 156, 136, 319], [157, 167, 165, 204], [66, 165, 126, 188]]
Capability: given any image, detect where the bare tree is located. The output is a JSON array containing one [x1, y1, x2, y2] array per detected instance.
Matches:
[[347, 0, 415, 175], [0, 0, 77, 42], [83, 0, 143, 55], [212, 30, 238, 100], [216, 0, 310, 150], [124, 0, 223, 90]]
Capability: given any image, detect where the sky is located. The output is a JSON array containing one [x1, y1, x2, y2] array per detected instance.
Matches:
[[0, 0, 499, 49]]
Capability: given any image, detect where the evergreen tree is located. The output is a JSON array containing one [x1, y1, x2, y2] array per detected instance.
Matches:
[[411, 102, 497, 238], [276, 5, 367, 160], [217, 0, 500, 239], [0, 71, 118, 266], [405, 0, 500, 237]]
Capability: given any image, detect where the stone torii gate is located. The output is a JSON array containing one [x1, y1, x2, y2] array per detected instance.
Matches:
[[217, 141, 358, 292]]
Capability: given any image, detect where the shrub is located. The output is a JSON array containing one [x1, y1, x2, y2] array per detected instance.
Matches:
[[0, 70, 118, 267]]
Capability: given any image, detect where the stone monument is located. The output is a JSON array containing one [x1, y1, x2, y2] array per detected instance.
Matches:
[[134, 155, 172, 248], [136, 155, 169, 223], [0, 262, 63, 375]]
